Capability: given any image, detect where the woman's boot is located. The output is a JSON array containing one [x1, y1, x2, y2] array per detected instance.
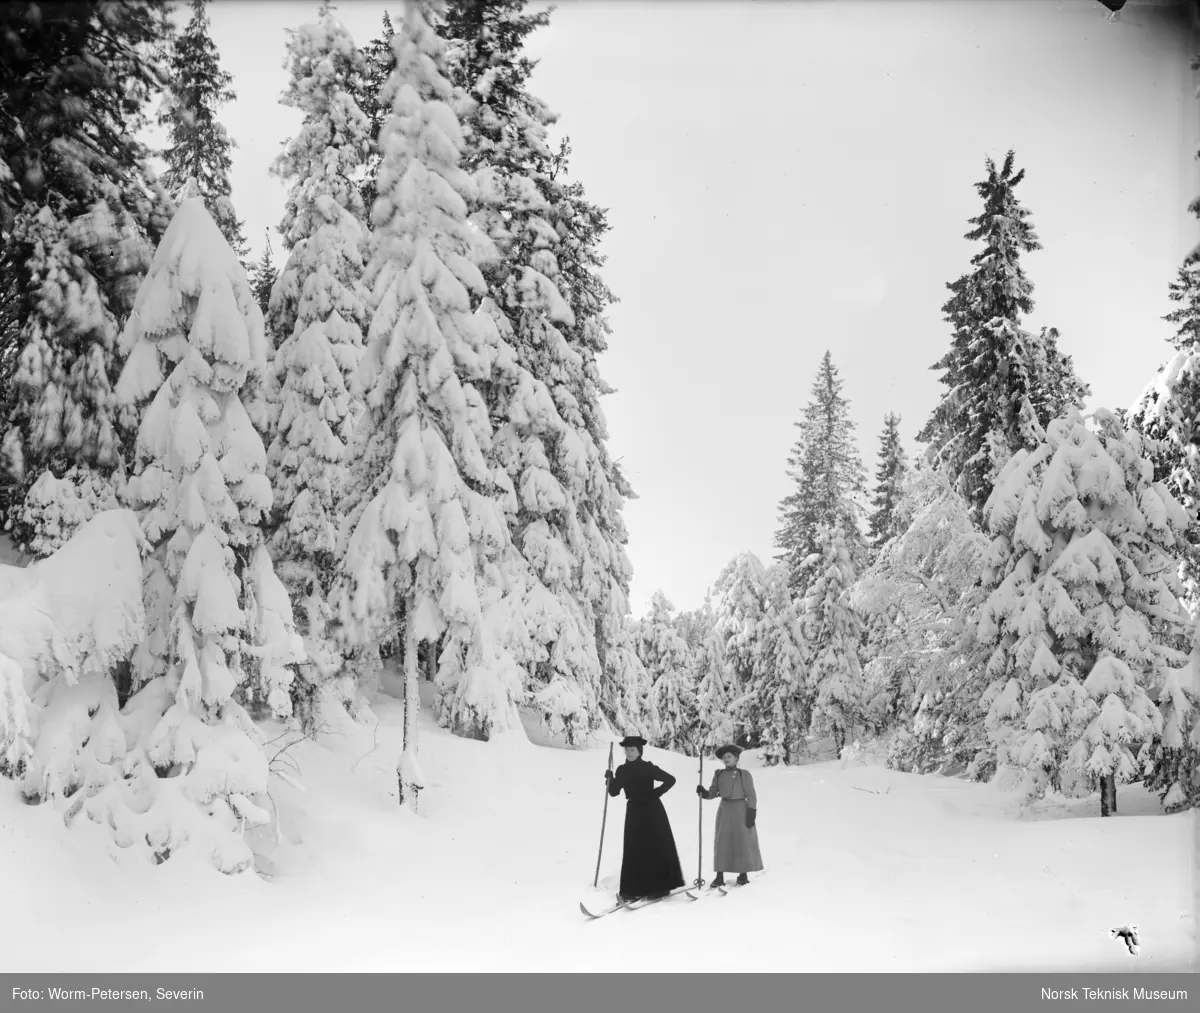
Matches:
[[736, 873, 749, 886]]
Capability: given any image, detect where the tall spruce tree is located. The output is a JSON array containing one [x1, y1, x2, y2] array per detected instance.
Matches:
[[868, 412, 908, 549], [1128, 254, 1200, 601], [0, 1, 173, 547], [538, 150, 649, 736], [435, 0, 649, 740], [266, 9, 371, 725], [918, 151, 1089, 520], [335, 0, 528, 807], [114, 195, 304, 872], [436, 0, 604, 741], [804, 524, 865, 759], [1124, 53, 1200, 810], [775, 350, 867, 595], [157, 0, 248, 261], [976, 409, 1191, 815]]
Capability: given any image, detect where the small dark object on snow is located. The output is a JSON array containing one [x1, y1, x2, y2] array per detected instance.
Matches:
[[714, 744, 742, 759], [1111, 925, 1140, 956]]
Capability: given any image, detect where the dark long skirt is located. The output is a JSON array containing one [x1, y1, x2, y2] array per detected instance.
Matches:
[[620, 798, 686, 900]]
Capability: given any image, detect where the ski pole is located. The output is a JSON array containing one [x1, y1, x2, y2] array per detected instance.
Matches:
[[592, 741, 614, 888]]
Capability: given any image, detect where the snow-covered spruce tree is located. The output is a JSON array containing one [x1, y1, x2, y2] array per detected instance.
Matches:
[[975, 408, 1191, 815], [1128, 254, 1200, 604], [249, 233, 278, 321], [852, 460, 990, 772], [268, 11, 371, 343], [753, 564, 810, 765], [17, 468, 122, 559], [0, 0, 173, 550], [509, 132, 648, 738], [868, 412, 908, 550], [653, 662, 699, 755], [712, 552, 770, 746], [776, 350, 867, 595], [436, 0, 627, 743], [265, 9, 372, 724], [157, 0, 248, 262], [693, 625, 735, 749], [356, 11, 396, 216], [334, 0, 528, 808], [918, 151, 1089, 521], [633, 592, 689, 685], [113, 195, 305, 871], [675, 593, 717, 651], [804, 524, 865, 758], [633, 592, 697, 751], [1142, 608, 1200, 813]]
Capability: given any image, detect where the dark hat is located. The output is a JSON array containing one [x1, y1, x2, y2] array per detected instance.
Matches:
[[619, 735, 647, 748], [714, 744, 743, 759]]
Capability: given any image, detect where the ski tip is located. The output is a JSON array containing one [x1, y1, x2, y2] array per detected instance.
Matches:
[[580, 902, 599, 919]]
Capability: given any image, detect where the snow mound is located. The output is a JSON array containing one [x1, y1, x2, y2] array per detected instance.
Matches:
[[0, 510, 146, 798], [0, 509, 146, 688]]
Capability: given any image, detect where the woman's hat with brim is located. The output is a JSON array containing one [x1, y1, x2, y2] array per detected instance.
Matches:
[[619, 735, 647, 748], [714, 744, 743, 759]]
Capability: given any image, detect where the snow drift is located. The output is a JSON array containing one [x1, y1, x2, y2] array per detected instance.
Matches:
[[0, 509, 147, 792]]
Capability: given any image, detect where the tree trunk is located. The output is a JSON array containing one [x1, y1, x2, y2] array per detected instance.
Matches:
[[398, 594, 420, 812], [114, 658, 132, 708], [833, 724, 845, 758], [1100, 773, 1117, 817]]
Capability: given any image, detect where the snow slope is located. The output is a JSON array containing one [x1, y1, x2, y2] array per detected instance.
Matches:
[[0, 675, 1194, 973]]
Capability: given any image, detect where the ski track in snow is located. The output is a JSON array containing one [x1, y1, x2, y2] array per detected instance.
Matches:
[[0, 680, 1194, 973]]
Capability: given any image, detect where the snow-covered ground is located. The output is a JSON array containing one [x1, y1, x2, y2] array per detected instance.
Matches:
[[0, 674, 1194, 973]]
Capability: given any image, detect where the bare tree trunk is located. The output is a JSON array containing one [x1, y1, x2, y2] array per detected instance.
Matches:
[[397, 593, 421, 812], [1100, 773, 1118, 817]]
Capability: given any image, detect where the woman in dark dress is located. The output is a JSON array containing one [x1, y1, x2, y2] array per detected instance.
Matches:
[[605, 735, 686, 902]]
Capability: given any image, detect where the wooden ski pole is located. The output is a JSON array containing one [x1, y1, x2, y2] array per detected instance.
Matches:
[[592, 742, 615, 888], [694, 735, 706, 891]]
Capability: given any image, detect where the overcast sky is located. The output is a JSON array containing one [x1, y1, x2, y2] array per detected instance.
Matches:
[[197, 0, 1199, 619]]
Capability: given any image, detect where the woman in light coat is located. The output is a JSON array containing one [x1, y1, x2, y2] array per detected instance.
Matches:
[[696, 744, 763, 887]]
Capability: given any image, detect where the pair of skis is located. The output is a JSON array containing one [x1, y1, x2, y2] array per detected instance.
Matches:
[[579, 876, 753, 919], [579, 883, 698, 920]]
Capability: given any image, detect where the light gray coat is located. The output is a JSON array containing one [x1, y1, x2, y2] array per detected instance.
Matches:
[[701, 766, 764, 874]]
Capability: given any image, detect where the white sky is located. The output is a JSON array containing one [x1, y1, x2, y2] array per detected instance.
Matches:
[[197, 0, 1200, 619]]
